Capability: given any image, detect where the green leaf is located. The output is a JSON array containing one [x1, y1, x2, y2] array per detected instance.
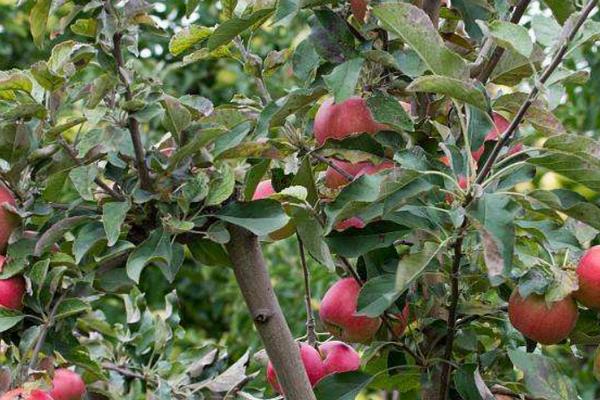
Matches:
[[73, 223, 106, 264], [291, 156, 319, 206], [291, 205, 335, 271], [293, 39, 320, 81], [467, 106, 493, 150], [479, 20, 533, 57], [0, 309, 24, 333], [205, 163, 235, 206], [103, 202, 131, 247], [34, 216, 92, 257], [491, 46, 545, 86], [188, 239, 231, 267], [367, 91, 413, 132], [169, 25, 213, 56], [167, 127, 226, 172], [186, 0, 201, 17], [407, 75, 487, 110], [126, 229, 173, 283], [30, 61, 65, 91], [0, 72, 32, 94], [323, 58, 364, 104], [451, 0, 492, 41], [357, 274, 399, 317], [207, 8, 274, 50], [326, 221, 409, 258], [494, 93, 565, 136], [314, 371, 373, 400], [309, 9, 357, 64], [54, 298, 91, 320], [270, 86, 328, 127], [161, 95, 192, 144], [70, 18, 98, 37], [528, 189, 600, 231], [454, 364, 495, 400], [373, 3, 468, 79], [543, 0, 575, 24], [69, 165, 98, 201], [469, 194, 518, 285], [244, 160, 271, 201], [215, 200, 290, 236], [508, 350, 578, 400], [396, 241, 441, 292], [528, 134, 600, 192], [273, 0, 300, 25], [29, 0, 51, 48]]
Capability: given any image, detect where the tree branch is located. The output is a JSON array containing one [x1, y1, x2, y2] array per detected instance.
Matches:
[[225, 225, 316, 400], [297, 236, 318, 347], [102, 362, 146, 380], [477, 0, 532, 82], [476, 0, 598, 186], [111, 31, 152, 192]]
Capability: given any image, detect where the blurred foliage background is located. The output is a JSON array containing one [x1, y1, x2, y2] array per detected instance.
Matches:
[[2, 0, 600, 398]]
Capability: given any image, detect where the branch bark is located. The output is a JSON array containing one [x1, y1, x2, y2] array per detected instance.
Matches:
[[111, 32, 152, 192], [298, 236, 318, 347], [225, 225, 316, 400]]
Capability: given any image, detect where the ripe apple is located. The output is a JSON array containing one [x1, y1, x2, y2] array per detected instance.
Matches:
[[49, 368, 86, 400], [334, 217, 366, 231], [324, 159, 394, 189], [508, 289, 578, 345], [574, 246, 600, 309], [314, 96, 387, 145], [0, 184, 17, 253], [0, 255, 25, 311], [320, 340, 361, 374], [267, 343, 326, 394], [252, 180, 296, 240], [0, 389, 53, 400], [319, 278, 382, 343]]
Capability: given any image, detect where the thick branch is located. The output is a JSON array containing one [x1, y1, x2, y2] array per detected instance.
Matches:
[[477, 0, 532, 82], [225, 225, 316, 400], [476, 0, 598, 185], [111, 32, 152, 191]]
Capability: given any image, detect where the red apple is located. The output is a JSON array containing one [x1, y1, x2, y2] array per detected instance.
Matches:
[[472, 112, 511, 161], [508, 289, 578, 345], [320, 340, 361, 374], [252, 180, 296, 240], [574, 246, 600, 310], [0, 255, 25, 311], [324, 159, 394, 189], [0, 184, 17, 253], [319, 278, 382, 343], [335, 217, 366, 231], [391, 304, 410, 337], [49, 368, 86, 400], [314, 97, 387, 145], [0, 389, 53, 400], [267, 343, 326, 394]]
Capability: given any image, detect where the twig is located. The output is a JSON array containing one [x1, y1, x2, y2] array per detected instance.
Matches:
[[233, 37, 272, 106], [476, 0, 598, 186], [111, 31, 152, 191], [477, 0, 532, 82], [102, 362, 145, 380], [297, 235, 318, 347], [308, 151, 355, 182], [491, 385, 536, 400], [58, 139, 125, 201]]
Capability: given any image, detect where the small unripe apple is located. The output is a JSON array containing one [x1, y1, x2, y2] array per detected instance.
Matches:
[[49, 368, 86, 400], [266, 343, 326, 394], [508, 289, 578, 345], [314, 97, 387, 145], [0, 389, 53, 400], [320, 278, 382, 343], [574, 246, 600, 310], [320, 340, 361, 374], [0, 255, 25, 311], [390, 304, 410, 337], [252, 180, 296, 240], [0, 184, 18, 253], [334, 217, 366, 231], [324, 159, 394, 189]]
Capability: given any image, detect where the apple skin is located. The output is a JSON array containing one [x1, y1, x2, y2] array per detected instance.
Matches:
[[334, 217, 366, 231], [267, 343, 326, 394], [49, 368, 86, 400], [508, 289, 578, 345], [0, 184, 17, 253], [0, 254, 25, 311], [0, 389, 54, 400], [252, 180, 295, 240], [325, 159, 394, 189], [391, 304, 410, 337], [319, 278, 382, 343], [320, 341, 361, 374], [574, 246, 600, 309], [314, 97, 387, 146]]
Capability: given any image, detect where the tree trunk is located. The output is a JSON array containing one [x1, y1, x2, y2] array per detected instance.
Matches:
[[225, 224, 316, 400]]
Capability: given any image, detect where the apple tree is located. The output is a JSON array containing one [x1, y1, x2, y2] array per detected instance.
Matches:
[[2, 0, 600, 399]]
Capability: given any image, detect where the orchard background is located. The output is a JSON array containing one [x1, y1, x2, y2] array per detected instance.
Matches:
[[2, 0, 600, 399]]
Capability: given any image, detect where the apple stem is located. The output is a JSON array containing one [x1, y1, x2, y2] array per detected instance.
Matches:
[[226, 224, 316, 399], [297, 235, 318, 348]]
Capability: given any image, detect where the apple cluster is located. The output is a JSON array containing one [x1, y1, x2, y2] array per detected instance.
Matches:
[[1, 369, 85, 400]]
